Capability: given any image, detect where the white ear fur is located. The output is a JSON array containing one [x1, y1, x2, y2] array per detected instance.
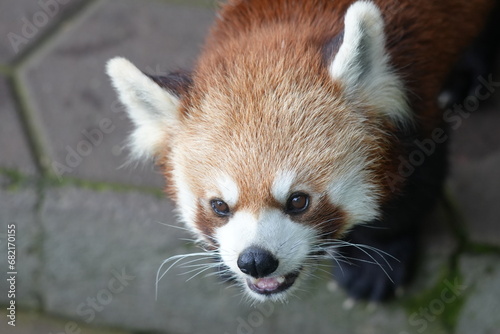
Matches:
[[106, 57, 180, 161], [329, 1, 411, 125]]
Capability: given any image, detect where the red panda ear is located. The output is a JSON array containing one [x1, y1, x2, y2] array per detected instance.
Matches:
[[106, 57, 182, 161], [328, 1, 411, 126], [147, 71, 192, 99]]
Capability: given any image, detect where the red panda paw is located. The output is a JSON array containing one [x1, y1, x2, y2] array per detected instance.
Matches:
[[332, 229, 417, 302]]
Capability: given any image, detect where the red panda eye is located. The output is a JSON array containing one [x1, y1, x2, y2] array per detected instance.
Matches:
[[211, 199, 230, 216], [285, 193, 310, 214]]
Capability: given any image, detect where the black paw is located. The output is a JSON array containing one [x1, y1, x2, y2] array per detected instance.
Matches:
[[333, 227, 417, 302]]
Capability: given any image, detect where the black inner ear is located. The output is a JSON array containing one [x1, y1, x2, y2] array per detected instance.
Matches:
[[322, 30, 344, 67], [146, 71, 193, 98]]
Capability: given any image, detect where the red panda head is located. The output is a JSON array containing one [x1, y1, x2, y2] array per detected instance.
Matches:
[[107, 1, 411, 301]]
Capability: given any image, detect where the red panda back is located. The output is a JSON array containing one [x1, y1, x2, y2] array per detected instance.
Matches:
[[195, 0, 495, 133]]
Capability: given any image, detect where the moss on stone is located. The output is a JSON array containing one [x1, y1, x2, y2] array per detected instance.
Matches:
[[43, 174, 165, 198], [403, 268, 466, 333], [0, 65, 13, 75], [464, 242, 500, 255], [0, 168, 29, 190]]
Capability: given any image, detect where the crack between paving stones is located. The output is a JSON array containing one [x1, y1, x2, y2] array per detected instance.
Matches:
[[441, 188, 468, 271], [9, 0, 100, 69], [44, 174, 165, 197], [0, 167, 164, 198], [7, 0, 101, 178], [6, 75, 48, 176], [0, 64, 13, 75]]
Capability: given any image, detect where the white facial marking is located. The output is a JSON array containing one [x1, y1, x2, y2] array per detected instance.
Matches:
[[271, 170, 296, 204], [327, 165, 379, 226], [215, 208, 317, 300], [216, 211, 259, 274], [255, 209, 314, 275], [216, 174, 239, 207]]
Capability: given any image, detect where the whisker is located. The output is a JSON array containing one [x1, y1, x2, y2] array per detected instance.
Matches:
[[310, 231, 402, 284], [332, 241, 395, 283], [325, 247, 346, 277], [155, 252, 218, 300], [179, 262, 220, 270], [155, 221, 219, 244], [316, 240, 399, 263], [185, 266, 217, 282]]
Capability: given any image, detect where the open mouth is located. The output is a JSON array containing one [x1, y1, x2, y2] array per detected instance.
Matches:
[[246, 271, 300, 295]]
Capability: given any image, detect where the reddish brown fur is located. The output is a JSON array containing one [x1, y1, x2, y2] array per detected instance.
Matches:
[[162, 0, 494, 235], [200, 0, 494, 130]]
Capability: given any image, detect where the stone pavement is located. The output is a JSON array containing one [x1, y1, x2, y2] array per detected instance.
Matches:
[[0, 1, 499, 333]]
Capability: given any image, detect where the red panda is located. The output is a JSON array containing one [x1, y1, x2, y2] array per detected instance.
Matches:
[[106, 0, 497, 302]]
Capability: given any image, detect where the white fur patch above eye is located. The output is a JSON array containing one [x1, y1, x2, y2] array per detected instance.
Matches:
[[106, 57, 180, 160], [271, 170, 296, 204], [216, 175, 240, 207], [329, 1, 411, 126]]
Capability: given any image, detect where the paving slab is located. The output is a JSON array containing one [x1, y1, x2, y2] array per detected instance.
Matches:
[[0, 76, 38, 175], [448, 151, 500, 246], [449, 97, 500, 162], [0, 186, 41, 309], [0, 0, 86, 64], [18, 0, 215, 188], [447, 69, 500, 246], [38, 185, 247, 333], [0, 308, 132, 334], [456, 254, 500, 334], [34, 186, 462, 334]]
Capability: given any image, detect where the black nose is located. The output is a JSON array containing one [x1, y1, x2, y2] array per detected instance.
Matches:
[[237, 246, 279, 278]]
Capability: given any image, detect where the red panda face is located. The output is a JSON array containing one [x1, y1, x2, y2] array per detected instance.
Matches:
[[107, 1, 411, 301], [166, 68, 392, 300]]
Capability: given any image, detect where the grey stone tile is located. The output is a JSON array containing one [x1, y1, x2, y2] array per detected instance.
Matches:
[[448, 152, 500, 245], [0, 309, 132, 334], [446, 65, 500, 246], [456, 254, 500, 334], [0, 0, 86, 64], [0, 76, 38, 175], [449, 75, 500, 162], [38, 185, 437, 334], [19, 0, 215, 188], [0, 186, 40, 309], [38, 186, 255, 333]]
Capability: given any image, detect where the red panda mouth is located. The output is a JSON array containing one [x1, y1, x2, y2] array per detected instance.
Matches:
[[246, 271, 300, 295]]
